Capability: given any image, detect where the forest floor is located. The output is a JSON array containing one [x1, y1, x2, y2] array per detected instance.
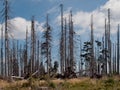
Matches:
[[0, 76, 120, 90]]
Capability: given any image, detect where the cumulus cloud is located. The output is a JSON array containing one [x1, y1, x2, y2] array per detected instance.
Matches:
[[0, 17, 44, 39], [75, 0, 120, 37], [56, 0, 120, 38]]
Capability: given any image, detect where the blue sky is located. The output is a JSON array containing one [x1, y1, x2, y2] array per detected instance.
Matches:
[[0, 0, 119, 40], [11, 0, 107, 21], [7, 0, 114, 40]]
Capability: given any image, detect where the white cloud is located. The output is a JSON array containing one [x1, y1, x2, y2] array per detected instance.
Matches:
[[56, 0, 120, 38], [0, 17, 44, 39], [73, 0, 120, 36]]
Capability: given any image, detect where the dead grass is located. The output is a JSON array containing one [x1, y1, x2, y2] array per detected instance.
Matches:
[[0, 77, 95, 89], [0, 80, 9, 88], [0, 76, 120, 90]]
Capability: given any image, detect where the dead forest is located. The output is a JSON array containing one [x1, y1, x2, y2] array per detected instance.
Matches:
[[0, 0, 120, 80]]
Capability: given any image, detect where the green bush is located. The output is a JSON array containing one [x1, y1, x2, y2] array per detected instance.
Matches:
[[48, 82, 56, 89], [103, 78, 115, 90]]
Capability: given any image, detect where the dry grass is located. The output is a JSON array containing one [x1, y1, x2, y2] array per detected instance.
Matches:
[[0, 77, 90, 89], [52, 77, 90, 84], [0, 77, 98, 89], [0, 76, 120, 90], [0, 80, 9, 88]]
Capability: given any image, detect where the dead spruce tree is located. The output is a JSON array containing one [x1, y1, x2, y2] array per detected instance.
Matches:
[[41, 14, 52, 77], [23, 28, 28, 76], [30, 16, 36, 74], [81, 15, 95, 77], [117, 24, 119, 74], [69, 11, 75, 72], [60, 4, 65, 74], [0, 0, 11, 77], [1, 26, 4, 76]]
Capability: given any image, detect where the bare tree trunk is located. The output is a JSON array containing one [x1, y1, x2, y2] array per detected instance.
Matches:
[[69, 11, 75, 71], [4, 0, 9, 77], [37, 40, 40, 71], [24, 28, 28, 76], [90, 15, 95, 77], [64, 18, 67, 71], [108, 9, 111, 75], [60, 4, 65, 74], [1, 26, 4, 76], [117, 24, 119, 74], [31, 16, 36, 74], [104, 18, 107, 75], [115, 43, 117, 73]]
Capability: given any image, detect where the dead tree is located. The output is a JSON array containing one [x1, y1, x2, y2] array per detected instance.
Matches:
[[0, 0, 11, 77], [5, 0, 10, 77], [1, 26, 4, 76], [80, 15, 96, 77], [115, 43, 117, 73], [24, 28, 28, 76], [90, 15, 95, 77], [104, 18, 108, 75], [64, 18, 67, 71], [35, 40, 40, 71], [42, 14, 52, 76], [78, 36, 83, 76], [60, 4, 65, 74], [113, 43, 115, 73], [95, 40, 102, 75], [117, 24, 119, 74], [30, 16, 36, 74], [69, 11, 75, 71], [108, 9, 112, 74], [19, 44, 24, 76], [81, 15, 97, 77], [12, 40, 19, 76]]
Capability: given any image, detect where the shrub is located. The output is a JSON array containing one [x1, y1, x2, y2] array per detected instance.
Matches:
[[49, 82, 56, 89], [104, 78, 115, 89]]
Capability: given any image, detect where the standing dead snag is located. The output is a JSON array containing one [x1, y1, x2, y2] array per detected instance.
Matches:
[[0, 0, 11, 77], [63, 11, 76, 78], [115, 43, 117, 73], [5, 0, 9, 77], [42, 14, 52, 76], [107, 9, 112, 75], [24, 28, 28, 76], [90, 15, 95, 77], [104, 18, 108, 75], [35, 40, 40, 72], [60, 4, 65, 74], [12, 40, 19, 76], [64, 18, 67, 71], [117, 24, 119, 74], [81, 15, 96, 77], [79, 36, 83, 76], [30, 16, 36, 74], [1, 26, 4, 76], [112, 43, 115, 73], [69, 11, 75, 72]]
